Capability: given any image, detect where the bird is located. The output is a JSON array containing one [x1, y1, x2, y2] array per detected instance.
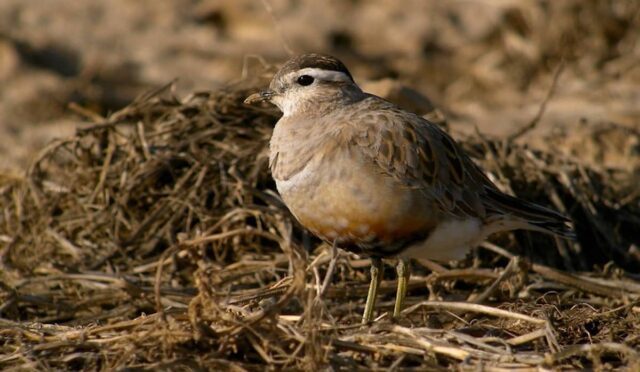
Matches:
[[244, 53, 574, 324]]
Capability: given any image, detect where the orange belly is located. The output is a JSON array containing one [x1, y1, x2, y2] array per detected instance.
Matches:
[[278, 158, 437, 247], [300, 210, 435, 246]]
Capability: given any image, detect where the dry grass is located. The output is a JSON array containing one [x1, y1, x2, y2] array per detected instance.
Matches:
[[0, 77, 639, 370]]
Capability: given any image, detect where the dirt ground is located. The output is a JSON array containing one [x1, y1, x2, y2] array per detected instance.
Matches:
[[1, 0, 639, 370]]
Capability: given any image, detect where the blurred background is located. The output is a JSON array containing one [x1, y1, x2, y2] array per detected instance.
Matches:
[[0, 0, 638, 172]]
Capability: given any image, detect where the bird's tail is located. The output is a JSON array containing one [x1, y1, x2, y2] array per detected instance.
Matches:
[[483, 187, 576, 240]]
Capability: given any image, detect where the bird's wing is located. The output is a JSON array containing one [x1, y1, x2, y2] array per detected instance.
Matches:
[[347, 96, 573, 238], [347, 97, 491, 219]]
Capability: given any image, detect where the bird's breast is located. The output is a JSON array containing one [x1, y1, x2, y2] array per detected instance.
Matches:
[[274, 150, 437, 248]]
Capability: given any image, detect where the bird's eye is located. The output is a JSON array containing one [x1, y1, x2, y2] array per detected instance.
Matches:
[[296, 75, 314, 86]]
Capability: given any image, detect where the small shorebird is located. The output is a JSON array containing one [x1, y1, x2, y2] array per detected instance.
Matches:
[[245, 53, 574, 323]]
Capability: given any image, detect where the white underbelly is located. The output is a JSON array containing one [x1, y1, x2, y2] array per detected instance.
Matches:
[[401, 218, 483, 261]]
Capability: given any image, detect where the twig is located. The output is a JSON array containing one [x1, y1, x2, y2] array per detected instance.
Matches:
[[319, 242, 338, 297], [469, 257, 519, 304], [402, 300, 547, 325], [155, 245, 178, 322], [506, 328, 548, 346], [88, 137, 116, 204], [481, 242, 629, 298], [68, 102, 104, 123], [259, 0, 294, 55], [546, 342, 640, 365], [507, 59, 565, 142], [184, 228, 281, 246], [392, 325, 471, 360]]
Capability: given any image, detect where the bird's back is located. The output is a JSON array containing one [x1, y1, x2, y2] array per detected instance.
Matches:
[[270, 94, 573, 258]]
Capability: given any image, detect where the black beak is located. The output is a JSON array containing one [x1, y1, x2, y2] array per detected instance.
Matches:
[[244, 89, 276, 104]]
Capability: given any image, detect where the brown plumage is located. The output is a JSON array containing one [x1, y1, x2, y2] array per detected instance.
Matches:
[[245, 53, 574, 323]]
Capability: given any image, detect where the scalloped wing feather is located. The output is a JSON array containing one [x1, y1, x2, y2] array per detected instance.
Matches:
[[346, 97, 488, 220]]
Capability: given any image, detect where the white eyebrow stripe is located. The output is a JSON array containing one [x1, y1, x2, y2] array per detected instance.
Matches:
[[285, 68, 352, 83]]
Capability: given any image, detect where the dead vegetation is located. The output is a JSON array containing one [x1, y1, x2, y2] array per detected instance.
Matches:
[[0, 80, 639, 370]]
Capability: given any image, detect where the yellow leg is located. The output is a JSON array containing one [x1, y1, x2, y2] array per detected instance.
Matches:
[[362, 257, 383, 324], [393, 258, 410, 318]]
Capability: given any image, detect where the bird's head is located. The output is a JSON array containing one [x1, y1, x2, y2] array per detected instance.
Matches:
[[245, 53, 362, 116]]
